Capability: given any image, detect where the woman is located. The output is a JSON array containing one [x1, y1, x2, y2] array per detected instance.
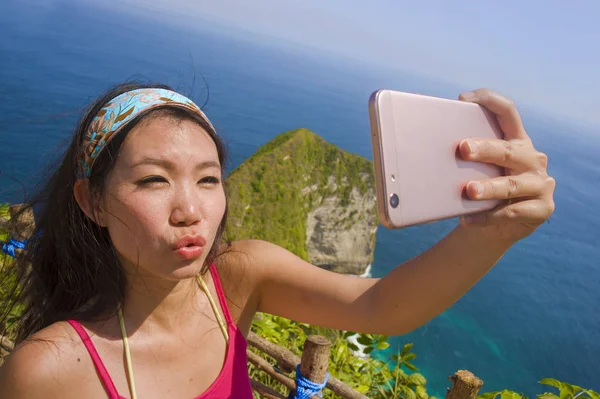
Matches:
[[0, 82, 555, 398]]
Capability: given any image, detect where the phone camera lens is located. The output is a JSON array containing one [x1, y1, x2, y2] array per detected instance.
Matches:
[[390, 193, 399, 208]]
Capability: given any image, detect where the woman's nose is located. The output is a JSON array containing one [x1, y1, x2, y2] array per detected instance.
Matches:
[[169, 186, 202, 226]]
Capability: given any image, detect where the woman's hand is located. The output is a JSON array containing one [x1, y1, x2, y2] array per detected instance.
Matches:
[[457, 88, 556, 243]]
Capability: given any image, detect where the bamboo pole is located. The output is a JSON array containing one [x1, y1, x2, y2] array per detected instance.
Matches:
[[247, 331, 299, 373], [446, 370, 484, 399], [250, 379, 287, 399], [247, 350, 296, 390]]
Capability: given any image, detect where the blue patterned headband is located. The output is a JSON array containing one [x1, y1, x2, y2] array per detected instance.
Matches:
[[79, 88, 215, 178]]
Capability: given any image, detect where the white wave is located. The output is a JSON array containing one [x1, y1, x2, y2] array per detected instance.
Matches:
[[345, 332, 370, 360], [359, 264, 372, 278]]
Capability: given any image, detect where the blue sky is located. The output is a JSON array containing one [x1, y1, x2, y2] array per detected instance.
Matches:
[[91, 0, 600, 127]]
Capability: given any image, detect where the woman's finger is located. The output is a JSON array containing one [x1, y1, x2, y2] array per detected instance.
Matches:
[[459, 137, 549, 172], [460, 198, 555, 229], [459, 88, 531, 143], [465, 173, 556, 201]]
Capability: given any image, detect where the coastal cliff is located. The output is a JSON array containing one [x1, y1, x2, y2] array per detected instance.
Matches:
[[224, 128, 378, 275]]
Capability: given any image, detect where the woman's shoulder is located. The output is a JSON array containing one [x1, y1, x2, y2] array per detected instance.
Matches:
[[217, 238, 310, 283], [214, 240, 278, 323], [0, 321, 93, 397], [217, 239, 265, 272], [216, 239, 265, 287], [216, 239, 283, 283], [218, 239, 281, 264]]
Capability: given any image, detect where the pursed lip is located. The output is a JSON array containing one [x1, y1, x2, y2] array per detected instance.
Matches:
[[173, 235, 207, 250]]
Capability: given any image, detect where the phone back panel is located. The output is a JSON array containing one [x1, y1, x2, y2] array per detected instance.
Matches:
[[369, 89, 505, 229]]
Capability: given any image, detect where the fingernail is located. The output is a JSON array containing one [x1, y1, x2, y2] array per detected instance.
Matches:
[[461, 91, 475, 100], [472, 182, 483, 196], [466, 139, 478, 154]]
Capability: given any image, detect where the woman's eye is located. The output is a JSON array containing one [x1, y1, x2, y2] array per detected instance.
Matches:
[[137, 176, 167, 186], [199, 176, 220, 184]]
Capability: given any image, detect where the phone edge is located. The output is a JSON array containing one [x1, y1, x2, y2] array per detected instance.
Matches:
[[368, 89, 399, 229]]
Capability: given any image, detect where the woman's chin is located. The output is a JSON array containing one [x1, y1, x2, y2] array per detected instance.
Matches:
[[122, 254, 208, 282], [167, 258, 207, 280]]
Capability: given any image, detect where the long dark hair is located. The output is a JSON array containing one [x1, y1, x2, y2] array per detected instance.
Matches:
[[0, 82, 230, 344]]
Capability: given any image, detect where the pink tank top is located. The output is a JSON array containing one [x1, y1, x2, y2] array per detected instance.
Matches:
[[67, 263, 254, 398]]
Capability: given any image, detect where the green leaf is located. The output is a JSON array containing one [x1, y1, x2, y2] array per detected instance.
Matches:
[[570, 385, 584, 394], [403, 353, 417, 361], [404, 361, 419, 372], [584, 391, 600, 399], [334, 344, 345, 363], [343, 331, 355, 339], [537, 394, 559, 399], [478, 391, 501, 399], [584, 390, 600, 399], [402, 343, 414, 356], [0, 203, 10, 218], [393, 366, 407, 378], [500, 390, 523, 399], [347, 342, 359, 351], [376, 334, 389, 343], [403, 386, 417, 399], [408, 373, 427, 386], [356, 384, 370, 394], [559, 385, 575, 399], [416, 385, 427, 398], [357, 335, 373, 346], [540, 379, 563, 390], [376, 341, 390, 350], [364, 346, 374, 354]]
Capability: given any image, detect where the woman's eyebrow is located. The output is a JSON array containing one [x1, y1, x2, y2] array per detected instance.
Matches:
[[130, 158, 221, 170]]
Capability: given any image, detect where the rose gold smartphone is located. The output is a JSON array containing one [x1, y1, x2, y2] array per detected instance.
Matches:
[[368, 89, 505, 229]]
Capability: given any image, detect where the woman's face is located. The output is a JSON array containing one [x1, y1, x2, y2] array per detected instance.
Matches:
[[99, 115, 226, 281]]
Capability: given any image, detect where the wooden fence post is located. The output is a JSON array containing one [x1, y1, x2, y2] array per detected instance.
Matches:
[[446, 370, 483, 399], [246, 332, 368, 399], [291, 335, 331, 399]]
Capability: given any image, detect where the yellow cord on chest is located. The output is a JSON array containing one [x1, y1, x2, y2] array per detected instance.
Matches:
[[117, 274, 229, 399]]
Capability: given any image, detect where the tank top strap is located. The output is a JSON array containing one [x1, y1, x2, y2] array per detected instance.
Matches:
[[208, 263, 234, 326], [66, 320, 121, 399]]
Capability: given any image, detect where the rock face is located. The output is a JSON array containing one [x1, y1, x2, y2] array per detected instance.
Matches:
[[305, 180, 377, 275], [224, 128, 378, 275]]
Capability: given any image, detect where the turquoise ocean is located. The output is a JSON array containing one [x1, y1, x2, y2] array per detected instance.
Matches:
[[0, 1, 598, 397]]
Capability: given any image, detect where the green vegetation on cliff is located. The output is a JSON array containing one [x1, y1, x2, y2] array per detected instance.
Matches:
[[0, 204, 9, 244], [224, 127, 376, 261]]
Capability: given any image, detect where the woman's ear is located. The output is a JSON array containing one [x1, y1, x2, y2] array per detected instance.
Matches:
[[74, 179, 106, 227]]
